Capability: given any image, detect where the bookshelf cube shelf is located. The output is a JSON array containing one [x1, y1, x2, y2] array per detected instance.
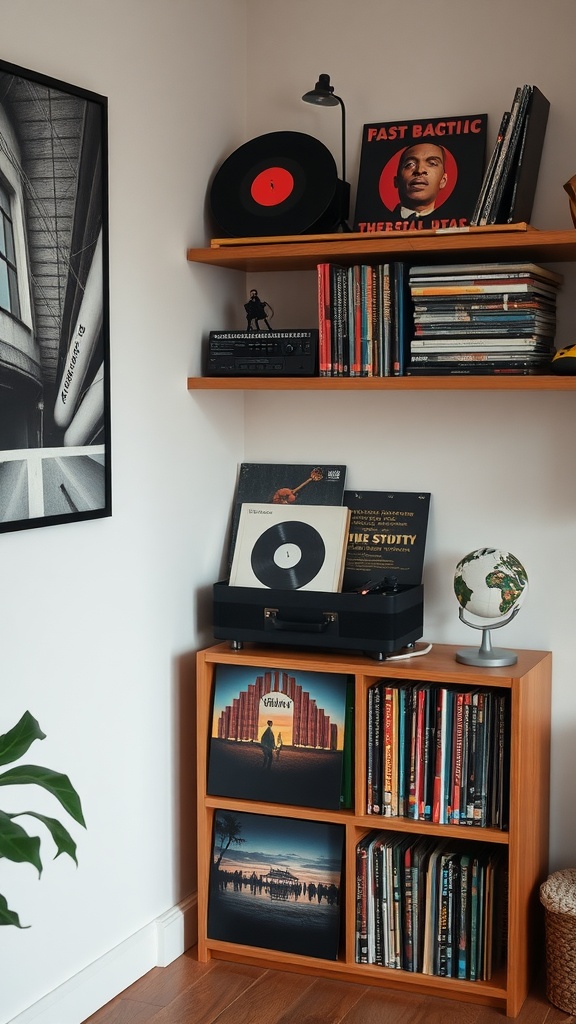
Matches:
[[195, 642, 551, 1017]]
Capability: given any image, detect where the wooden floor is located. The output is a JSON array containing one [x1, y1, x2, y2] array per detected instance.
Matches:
[[83, 948, 574, 1024]]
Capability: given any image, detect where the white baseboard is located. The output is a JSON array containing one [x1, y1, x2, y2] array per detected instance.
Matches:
[[155, 892, 198, 967], [7, 894, 198, 1024]]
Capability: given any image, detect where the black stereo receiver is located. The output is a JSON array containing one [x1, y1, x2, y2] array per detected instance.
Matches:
[[206, 330, 318, 376]]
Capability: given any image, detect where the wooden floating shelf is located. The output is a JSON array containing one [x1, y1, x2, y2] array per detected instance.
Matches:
[[187, 374, 576, 392], [187, 227, 576, 272]]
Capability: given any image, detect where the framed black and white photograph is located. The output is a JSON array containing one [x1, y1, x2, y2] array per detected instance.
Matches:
[[0, 57, 110, 533]]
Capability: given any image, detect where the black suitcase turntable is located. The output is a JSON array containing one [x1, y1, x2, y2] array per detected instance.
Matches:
[[212, 580, 424, 660]]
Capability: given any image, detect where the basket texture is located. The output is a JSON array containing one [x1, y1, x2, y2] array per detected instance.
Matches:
[[540, 869, 576, 1014]]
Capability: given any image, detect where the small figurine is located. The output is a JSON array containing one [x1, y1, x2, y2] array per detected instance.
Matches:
[[244, 289, 273, 331]]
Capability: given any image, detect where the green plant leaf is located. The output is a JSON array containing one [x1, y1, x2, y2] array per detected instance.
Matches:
[[0, 810, 42, 874], [0, 711, 45, 767], [0, 766, 86, 828], [0, 893, 28, 928], [12, 812, 78, 865]]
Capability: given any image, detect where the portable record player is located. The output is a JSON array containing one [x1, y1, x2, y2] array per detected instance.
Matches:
[[212, 580, 424, 660]]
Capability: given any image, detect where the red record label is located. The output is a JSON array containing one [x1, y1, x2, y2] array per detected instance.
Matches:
[[251, 166, 294, 207]]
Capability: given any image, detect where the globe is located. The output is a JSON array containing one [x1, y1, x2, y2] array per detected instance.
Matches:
[[453, 548, 528, 667], [454, 547, 528, 622]]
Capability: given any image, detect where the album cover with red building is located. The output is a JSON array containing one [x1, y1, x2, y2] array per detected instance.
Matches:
[[353, 113, 487, 233], [207, 662, 353, 810]]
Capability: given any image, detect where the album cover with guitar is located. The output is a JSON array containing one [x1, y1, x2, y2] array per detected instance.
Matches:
[[226, 463, 347, 572]]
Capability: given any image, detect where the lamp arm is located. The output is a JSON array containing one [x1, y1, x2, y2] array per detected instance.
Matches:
[[333, 94, 346, 184]]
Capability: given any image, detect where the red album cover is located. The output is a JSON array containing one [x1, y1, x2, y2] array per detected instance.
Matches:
[[353, 113, 487, 233]]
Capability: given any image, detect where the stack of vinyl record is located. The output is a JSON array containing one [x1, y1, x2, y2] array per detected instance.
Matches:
[[406, 261, 562, 376]]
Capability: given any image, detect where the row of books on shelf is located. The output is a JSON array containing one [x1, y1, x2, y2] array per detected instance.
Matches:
[[206, 661, 512, 834], [355, 831, 506, 981], [317, 259, 562, 378], [367, 681, 510, 828]]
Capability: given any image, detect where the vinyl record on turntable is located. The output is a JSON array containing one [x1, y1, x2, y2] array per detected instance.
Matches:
[[209, 131, 340, 237]]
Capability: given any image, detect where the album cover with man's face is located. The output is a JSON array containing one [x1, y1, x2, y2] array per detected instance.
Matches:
[[353, 113, 487, 232]]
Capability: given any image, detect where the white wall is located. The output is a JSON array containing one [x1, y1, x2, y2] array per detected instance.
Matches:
[[241, 0, 576, 874], [0, 2, 246, 1022], [2, 0, 576, 1021]]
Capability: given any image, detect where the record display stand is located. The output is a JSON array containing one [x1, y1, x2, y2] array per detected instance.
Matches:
[[196, 641, 551, 1017]]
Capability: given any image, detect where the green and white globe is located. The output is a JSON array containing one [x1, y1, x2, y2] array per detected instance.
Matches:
[[454, 547, 528, 622]]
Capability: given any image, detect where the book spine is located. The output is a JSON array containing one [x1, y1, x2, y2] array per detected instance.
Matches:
[[470, 110, 510, 225], [457, 854, 471, 979], [352, 264, 363, 376], [451, 692, 464, 824], [355, 839, 369, 963], [372, 683, 382, 814], [383, 685, 394, 816], [317, 263, 332, 376], [402, 844, 414, 971], [489, 85, 533, 223], [479, 86, 523, 225], [330, 263, 343, 377], [507, 86, 550, 223]]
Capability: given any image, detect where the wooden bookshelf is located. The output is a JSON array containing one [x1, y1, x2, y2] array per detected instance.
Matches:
[[196, 642, 551, 1017], [186, 227, 576, 391], [187, 226, 576, 272], [187, 373, 576, 391]]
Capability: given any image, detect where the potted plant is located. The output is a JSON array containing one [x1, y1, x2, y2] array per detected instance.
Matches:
[[0, 710, 86, 927]]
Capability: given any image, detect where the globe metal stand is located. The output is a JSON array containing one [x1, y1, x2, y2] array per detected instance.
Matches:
[[455, 606, 521, 667]]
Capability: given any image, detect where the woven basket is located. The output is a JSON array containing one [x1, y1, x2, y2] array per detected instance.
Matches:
[[540, 869, 576, 1014]]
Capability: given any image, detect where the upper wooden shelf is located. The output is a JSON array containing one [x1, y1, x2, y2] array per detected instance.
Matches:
[[187, 374, 576, 392], [187, 227, 576, 273]]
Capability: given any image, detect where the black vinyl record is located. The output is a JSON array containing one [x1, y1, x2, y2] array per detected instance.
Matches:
[[250, 520, 326, 589], [209, 131, 339, 237]]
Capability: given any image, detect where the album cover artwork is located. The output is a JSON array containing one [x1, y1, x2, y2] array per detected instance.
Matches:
[[229, 503, 351, 592], [227, 463, 347, 570], [353, 113, 487, 233], [342, 491, 431, 592], [207, 809, 344, 960], [207, 662, 352, 810]]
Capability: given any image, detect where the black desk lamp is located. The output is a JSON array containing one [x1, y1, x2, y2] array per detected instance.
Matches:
[[302, 74, 351, 231]]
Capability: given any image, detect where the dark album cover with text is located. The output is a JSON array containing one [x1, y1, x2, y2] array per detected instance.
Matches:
[[354, 113, 487, 233], [207, 663, 352, 809]]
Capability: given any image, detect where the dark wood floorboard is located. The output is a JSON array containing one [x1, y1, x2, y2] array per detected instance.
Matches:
[[82, 948, 575, 1024]]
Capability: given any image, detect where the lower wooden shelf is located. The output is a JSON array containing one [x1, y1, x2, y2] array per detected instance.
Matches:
[[195, 642, 551, 1018], [204, 940, 510, 1011]]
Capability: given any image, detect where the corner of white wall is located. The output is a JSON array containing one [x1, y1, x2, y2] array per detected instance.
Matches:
[[7, 896, 198, 1024]]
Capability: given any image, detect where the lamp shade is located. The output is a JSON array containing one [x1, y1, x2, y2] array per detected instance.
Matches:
[[302, 74, 340, 107]]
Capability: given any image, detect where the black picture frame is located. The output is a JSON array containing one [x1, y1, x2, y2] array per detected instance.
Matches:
[[0, 57, 110, 533]]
